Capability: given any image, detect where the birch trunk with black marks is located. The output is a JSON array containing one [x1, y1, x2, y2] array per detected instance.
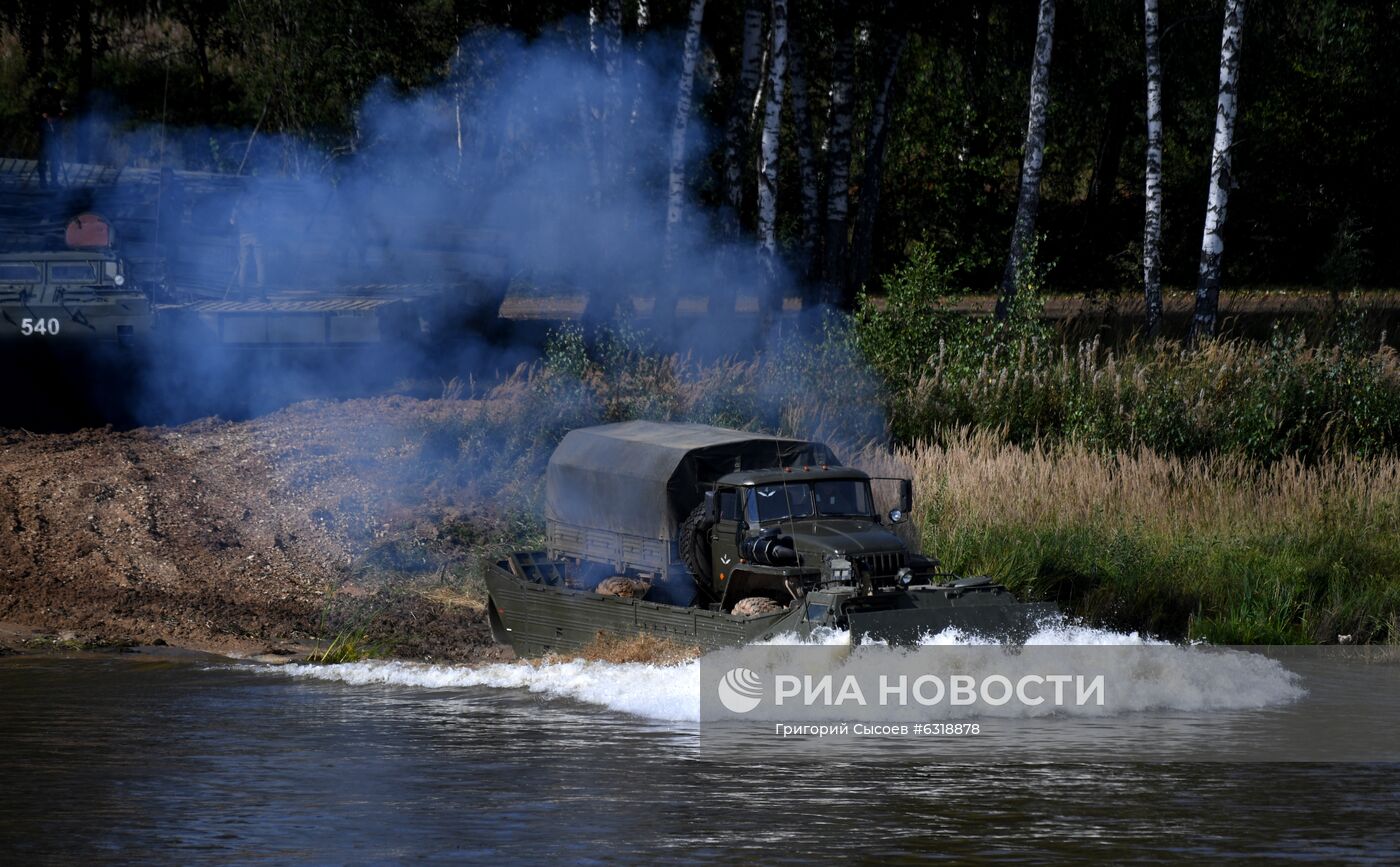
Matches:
[[1143, 0, 1164, 337], [630, 0, 650, 126], [847, 30, 908, 301], [601, 0, 622, 77], [757, 0, 789, 274], [996, 0, 1056, 320], [1191, 0, 1246, 343], [787, 6, 821, 281], [588, 2, 600, 57], [574, 21, 602, 210], [722, 0, 767, 232], [821, 0, 856, 301], [662, 0, 708, 272], [600, 0, 624, 188]]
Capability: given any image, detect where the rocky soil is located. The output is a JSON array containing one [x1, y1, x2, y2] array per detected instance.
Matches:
[[0, 397, 515, 662]]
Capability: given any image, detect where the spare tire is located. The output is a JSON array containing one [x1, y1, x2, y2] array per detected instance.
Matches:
[[732, 596, 784, 617], [679, 502, 714, 585]]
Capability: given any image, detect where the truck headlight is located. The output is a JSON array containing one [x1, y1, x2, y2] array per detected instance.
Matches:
[[114, 274, 125, 286]]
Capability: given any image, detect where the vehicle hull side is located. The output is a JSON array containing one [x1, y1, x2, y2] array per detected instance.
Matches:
[[483, 558, 806, 657]]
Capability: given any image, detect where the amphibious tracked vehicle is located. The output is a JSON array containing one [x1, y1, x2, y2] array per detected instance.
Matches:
[[483, 421, 1056, 656], [0, 213, 151, 345]]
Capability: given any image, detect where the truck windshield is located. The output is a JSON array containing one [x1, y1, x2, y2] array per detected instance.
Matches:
[[746, 479, 873, 524], [749, 483, 814, 524], [50, 262, 97, 283], [813, 479, 873, 517], [0, 263, 41, 283]]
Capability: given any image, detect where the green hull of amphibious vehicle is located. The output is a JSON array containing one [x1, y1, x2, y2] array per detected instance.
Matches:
[[484, 422, 1056, 658]]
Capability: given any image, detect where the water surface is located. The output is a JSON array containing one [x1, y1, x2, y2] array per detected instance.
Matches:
[[1, 652, 1397, 863]]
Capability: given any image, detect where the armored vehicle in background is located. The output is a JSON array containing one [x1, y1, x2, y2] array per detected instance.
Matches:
[[0, 214, 151, 346], [483, 421, 1056, 656]]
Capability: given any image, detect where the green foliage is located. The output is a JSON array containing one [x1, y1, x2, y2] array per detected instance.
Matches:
[[853, 242, 974, 391], [877, 326, 1400, 462], [543, 322, 590, 380], [309, 624, 391, 663], [926, 513, 1400, 646], [4, 0, 1400, 287], [422, 302, 1400, 645], [993, 235, 1053, 345]]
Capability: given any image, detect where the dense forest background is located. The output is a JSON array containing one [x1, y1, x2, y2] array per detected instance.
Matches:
[[2, 0, 1398, 295]]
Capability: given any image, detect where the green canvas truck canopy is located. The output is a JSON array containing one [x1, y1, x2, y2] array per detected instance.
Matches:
[[546, 421, 839, 541]]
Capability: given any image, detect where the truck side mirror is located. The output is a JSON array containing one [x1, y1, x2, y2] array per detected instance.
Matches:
[[889, 479, 913, 524], [703, 490, 720, 526]]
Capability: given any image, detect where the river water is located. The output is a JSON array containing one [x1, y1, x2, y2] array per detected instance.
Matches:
[[3, 632, 1399, 863]]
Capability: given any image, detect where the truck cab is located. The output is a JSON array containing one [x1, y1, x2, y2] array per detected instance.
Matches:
[[0, 215, 153, 346], [702, 467, 928, 611]]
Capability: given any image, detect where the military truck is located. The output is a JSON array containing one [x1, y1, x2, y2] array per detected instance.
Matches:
[[0, 216, 152, 347], [483, 421, 1056, 656]]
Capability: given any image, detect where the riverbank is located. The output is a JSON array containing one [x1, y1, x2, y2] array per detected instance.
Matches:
[[0, 397, 513, 662], [3, 369, 1397, 657], [863, 433, 1400, 643]]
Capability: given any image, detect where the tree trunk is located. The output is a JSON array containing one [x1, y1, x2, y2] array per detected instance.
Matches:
[[574, 73, 603, 209], [1190, 0, 1246, 343], [996, 0, 1057, 320], [820, 0, 856, 302], [787, 4, 820, 282], [600, 0, 623, 188], [588, 2, 600, 57], [1143, 0, 1164, 337], [662, 0, 708, 272], [722, 0, 766, 233], [847, 30, 908, 301], [757, 0, 789, 276], [601, 0, 622, 76], [630, 0, 650, 127]]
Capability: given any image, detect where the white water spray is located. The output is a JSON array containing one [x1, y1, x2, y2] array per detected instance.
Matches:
[[270, 618, 1303, 723]]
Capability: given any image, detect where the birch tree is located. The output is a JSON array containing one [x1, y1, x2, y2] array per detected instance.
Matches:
[[757, 0, 789, 272], [1191, 0, 1246, 342], [600, 0, 624, 187], [662, 0, 708, 271], [787, 5, 821, 279], [722, 0, 767, 232], [629, 0, 650, 126], [601, 0, 622, 78], [574, 21, 603, 209], [996, 0, 1057, 320], [1143, 0, 1164, 336], [821, 0, 856, 301]]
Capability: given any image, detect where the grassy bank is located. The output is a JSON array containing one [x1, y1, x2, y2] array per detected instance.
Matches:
[[433, 303, 1400, 645], [860, 434, 1400, 644]]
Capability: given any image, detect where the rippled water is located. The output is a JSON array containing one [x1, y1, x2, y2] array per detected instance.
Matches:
[[2, 646, 1398, 863]]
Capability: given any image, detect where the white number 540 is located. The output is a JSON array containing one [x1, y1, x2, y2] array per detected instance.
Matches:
[[20, 318, 60, 336]]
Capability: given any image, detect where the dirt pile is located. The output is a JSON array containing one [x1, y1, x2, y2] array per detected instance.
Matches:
[[0, 397, 511, 660]]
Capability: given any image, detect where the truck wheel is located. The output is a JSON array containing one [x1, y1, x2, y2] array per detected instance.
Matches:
[[732, 597, 784, 617], [679, 503, 714, 583]]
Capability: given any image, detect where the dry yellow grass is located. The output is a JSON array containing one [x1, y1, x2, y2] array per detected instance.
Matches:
[[566, 632, 701, 665], [856, 432, 1400, 643], [859, 429, 1400, 541]]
